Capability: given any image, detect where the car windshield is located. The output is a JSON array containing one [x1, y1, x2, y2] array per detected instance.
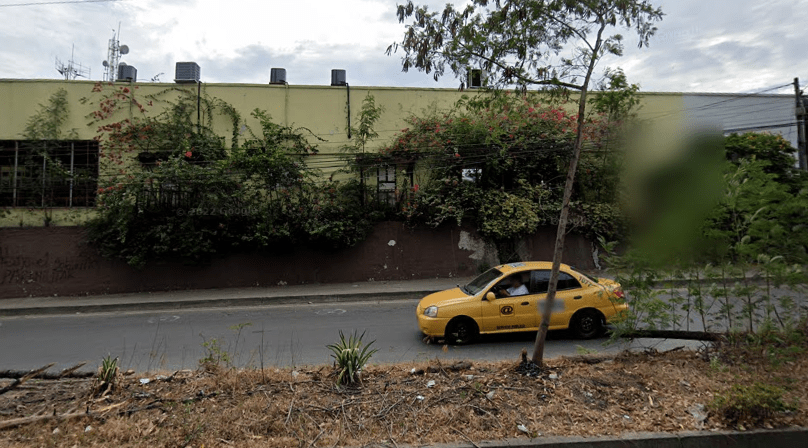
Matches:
[[464, 268, 503, 295]]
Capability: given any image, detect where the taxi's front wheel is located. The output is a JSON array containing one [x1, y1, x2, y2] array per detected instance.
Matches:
[[445, 317, 479, 345]]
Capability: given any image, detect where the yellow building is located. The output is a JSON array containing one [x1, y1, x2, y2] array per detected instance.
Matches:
[[0, 78, 684, 227]]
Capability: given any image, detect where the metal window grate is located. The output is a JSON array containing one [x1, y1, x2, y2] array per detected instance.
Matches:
[[0, 140, 99, 208], [377, 165, 396, 206]]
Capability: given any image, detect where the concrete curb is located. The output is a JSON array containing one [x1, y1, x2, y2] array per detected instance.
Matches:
[[379, 428, 808, 448], [0, 290, 437, 317]]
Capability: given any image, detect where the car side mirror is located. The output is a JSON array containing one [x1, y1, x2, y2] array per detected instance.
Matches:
[[485, 292, 496, 301]]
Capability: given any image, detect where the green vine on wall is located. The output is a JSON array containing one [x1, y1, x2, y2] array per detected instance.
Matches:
[[85, 84, 377, 267]]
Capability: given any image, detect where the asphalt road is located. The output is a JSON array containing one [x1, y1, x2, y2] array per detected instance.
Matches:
[[0, 298, 698, 373]]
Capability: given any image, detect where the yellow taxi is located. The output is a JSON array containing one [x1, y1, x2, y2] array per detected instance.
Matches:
[[416, 262, 626, 343]]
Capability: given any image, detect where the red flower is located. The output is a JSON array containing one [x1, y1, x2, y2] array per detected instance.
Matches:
[[412, 184, 420, 192], [454, 153, 460, 158], [185, 151, 193, 158]]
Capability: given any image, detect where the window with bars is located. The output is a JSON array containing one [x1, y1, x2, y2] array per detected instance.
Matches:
[[0, 140, 99, 207], [377, 165, 396, 206]]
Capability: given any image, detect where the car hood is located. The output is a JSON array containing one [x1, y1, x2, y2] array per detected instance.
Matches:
[[418, 288, 473, 308]]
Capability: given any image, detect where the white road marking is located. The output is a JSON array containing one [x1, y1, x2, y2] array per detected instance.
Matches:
[[315, 309, 346, 315], [147, 315, 181, 324]]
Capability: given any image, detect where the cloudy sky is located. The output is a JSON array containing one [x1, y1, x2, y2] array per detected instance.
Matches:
[[0, 0, 804, 94]]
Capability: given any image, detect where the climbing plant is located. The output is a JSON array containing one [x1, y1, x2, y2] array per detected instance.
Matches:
[[11, 89, 91, 211], [366, 91, 625, 251], [85, 84, 377, 267]]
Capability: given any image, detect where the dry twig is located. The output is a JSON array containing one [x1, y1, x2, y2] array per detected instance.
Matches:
[[0, 363, 56, 396]]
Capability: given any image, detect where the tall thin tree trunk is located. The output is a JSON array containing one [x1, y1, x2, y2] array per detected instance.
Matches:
[[531, 24, 605, 365]]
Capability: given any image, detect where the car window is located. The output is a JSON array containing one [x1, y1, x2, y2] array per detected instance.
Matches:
[[530, 270, 581, 293], [465, 268, 503, 295], [530, 270, 551, 294], [493, 272, 529, 297], [557, 272, 581, 290]]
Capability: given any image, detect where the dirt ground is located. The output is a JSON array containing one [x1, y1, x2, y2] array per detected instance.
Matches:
[[0, 347, 806, 447]]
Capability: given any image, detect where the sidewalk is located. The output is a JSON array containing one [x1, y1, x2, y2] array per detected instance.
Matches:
[[0, 276, 474, 317], [0, 269, 781, 317]]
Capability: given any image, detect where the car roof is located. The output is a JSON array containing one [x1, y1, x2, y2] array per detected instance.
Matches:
[[494, 261, 573, 274]]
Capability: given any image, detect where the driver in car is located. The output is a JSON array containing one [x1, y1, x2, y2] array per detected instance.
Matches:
[[499, 275, 528, 297]]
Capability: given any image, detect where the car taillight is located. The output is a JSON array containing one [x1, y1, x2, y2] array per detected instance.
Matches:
[[614, 289, 624, 299]]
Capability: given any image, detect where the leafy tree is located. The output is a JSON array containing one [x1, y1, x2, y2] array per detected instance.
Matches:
[[344, 93, 384, 154], [388, 0, 663, 365], [589, 67, 640, 120], [343, 94, 388, 209], [724, 132, 799, 188], [703, 160, 808, 265]]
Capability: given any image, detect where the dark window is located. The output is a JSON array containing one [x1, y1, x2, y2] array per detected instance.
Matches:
[[377, 165, 396, 206], [0, 140, 99, 207], [465, 268, 502, 295], [530, 270, 581, 294], [530, 270, 551, 294], [557, 272, 581, 291]]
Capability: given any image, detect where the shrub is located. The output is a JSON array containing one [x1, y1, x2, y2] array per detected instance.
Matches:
[[199, 337, 231, 370], [709, 383, 797, 427]]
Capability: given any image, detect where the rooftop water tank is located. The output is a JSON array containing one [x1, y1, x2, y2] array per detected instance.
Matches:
[[331, 69, 347, 86], [270, 68, 287, 84]]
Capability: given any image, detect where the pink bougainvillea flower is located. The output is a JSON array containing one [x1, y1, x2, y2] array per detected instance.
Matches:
[[185, 151, 193, 158]]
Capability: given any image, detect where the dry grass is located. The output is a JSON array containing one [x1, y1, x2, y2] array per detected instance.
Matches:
[[0, 348, 806, 447]]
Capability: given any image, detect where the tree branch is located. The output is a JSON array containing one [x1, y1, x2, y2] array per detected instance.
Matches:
[[541, 13, 595, 52], [448, 42, 583, 90]]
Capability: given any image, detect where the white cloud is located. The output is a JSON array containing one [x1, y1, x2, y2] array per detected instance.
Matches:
[[0, 0, 805, 93]]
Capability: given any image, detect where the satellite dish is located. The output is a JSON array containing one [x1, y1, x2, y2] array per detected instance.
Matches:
[[119, 45, 129, 55], [102, 60, 109, 67]]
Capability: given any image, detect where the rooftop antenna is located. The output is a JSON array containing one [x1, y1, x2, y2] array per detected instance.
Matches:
[[102, 23, 130, 82], [55, 44, 90, 80]]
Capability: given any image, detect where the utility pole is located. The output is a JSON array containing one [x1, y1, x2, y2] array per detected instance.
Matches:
[[795, 78, 807, 170]]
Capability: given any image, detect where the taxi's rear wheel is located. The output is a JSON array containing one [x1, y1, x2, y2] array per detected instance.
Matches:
[[445, 317, 478, 345], [570, 309, 605, 339]]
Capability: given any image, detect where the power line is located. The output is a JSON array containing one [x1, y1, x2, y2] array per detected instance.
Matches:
[[640, 83, 794, 121], [723, 122, 799, 134]]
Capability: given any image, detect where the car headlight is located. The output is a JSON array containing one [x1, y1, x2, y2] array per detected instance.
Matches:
[[423, 306, 438, 318]]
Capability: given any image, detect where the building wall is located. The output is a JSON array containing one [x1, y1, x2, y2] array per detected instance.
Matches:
[[0, 223, 596, 299], [0, 80, 468, 151], [1, 79, 689, 227], [681, 93, 798, 148]]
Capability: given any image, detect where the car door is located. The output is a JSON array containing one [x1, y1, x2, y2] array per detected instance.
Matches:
[[531, 270, 581, 328], [479, 270, 538, 333], [551, 271, 586, 327]]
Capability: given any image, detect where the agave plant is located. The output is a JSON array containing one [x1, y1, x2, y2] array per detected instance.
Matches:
[[326, 330, 378, 386], [95, 355, 119, 395]]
